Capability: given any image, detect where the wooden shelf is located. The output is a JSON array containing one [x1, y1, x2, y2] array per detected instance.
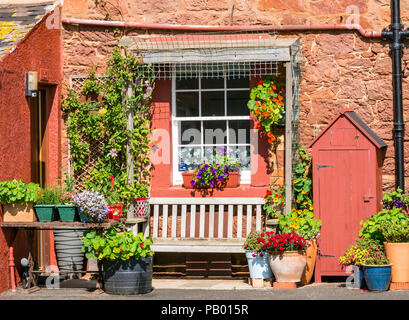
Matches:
[[0, 219, 120, 229]]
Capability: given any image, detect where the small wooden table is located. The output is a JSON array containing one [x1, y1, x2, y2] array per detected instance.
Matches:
[[1, 220, 120, 292]]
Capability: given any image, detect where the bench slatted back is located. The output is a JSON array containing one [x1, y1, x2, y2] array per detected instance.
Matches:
[[149, 198, 265, 240]]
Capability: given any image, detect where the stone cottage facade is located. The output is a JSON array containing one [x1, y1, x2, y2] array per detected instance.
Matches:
[[60, 0, 409, 192]]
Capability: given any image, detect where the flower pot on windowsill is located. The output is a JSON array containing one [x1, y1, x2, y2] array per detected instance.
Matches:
[[182, 172, 240, 189]]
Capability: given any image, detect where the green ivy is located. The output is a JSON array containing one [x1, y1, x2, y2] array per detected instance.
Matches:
[[292, 145, 313, 211], [62, 47, 154, 210]]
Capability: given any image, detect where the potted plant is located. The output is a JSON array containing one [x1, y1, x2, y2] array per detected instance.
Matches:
[[105, 176, 123, 220], [259, 230, 307, 284], [359, 189, 409, 284], [362, 242, 391, 292], [34, 185, 61, 222], [0, 180, 41, 222], [379, 218, 409, 284], [243, 231, 273, 280], [119, 183, 150, 220], [184, 147, 241, 189], [82, 225, 154, 294], [278, 208, 321, 285], [263, 185, 285, 232], [56, 172, 78, 222], [71, 190, 109, 223]]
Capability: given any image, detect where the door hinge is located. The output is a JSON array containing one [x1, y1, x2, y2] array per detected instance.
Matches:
[[316, 164, 334, 170], [318, 252, 336, 259]]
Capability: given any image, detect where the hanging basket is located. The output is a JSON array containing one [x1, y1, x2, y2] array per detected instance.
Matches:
[[129, 198, 150, 219]]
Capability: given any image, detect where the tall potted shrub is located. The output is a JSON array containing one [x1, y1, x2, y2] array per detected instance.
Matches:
[[260, 231, 307, 283], [243, 231, 273, 280], [0, 180, 41, 222], [82, 225, 154, 294]]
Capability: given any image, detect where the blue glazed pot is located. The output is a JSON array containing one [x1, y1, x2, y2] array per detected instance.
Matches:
[[363, 265, 392, 292], [246, 251, 273, 279]]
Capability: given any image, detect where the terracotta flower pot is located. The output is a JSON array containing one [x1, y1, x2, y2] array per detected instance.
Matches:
[[268, 250, 307, 283], [182, 171, 240, 189], [384, 242, 409, 283], [300, 239, 318, 285], [2, 203, 37, 222]]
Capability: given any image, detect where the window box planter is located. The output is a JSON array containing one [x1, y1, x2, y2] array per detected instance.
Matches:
[[34, 205, 59, 222], [182, 171, 240, 189], [107, 204, 123, 219], [2, 203, 37, 222], [56, 205, 78, 222]]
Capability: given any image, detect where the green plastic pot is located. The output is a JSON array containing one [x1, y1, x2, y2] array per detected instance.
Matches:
[[34, 205, 59, 222], [57, 205, 78, 222], [78, 209, 91, 223]]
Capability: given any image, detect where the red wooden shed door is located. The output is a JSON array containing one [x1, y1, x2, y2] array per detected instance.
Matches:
[[317, 149, 374, 275]]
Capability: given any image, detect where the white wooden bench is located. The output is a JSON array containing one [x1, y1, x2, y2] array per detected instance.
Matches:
[[148, 198, 265, 253]]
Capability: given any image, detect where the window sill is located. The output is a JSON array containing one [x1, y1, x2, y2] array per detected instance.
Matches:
[[150, 184, 269, 198]]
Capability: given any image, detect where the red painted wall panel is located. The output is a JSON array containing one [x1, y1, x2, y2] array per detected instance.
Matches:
[[0, 8, 63, 293]]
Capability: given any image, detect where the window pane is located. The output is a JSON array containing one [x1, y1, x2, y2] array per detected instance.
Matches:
[[176, 92, 199, 117], [229, 146, 251, 170], [203, 120, 227, 145], [227, 77, 249, 88], [176, 78, 199, 90], [227, 91, 250, 116], [201, 91, 224, 117], [179, 147, 201, 172], [180, 121, 201, 145], [229, 120, 250, 144], [201, 78, 224, 89], [204, 146, 227, 163]]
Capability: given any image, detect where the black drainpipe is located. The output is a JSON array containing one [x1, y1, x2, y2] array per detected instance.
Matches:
[[382, 0, 409, 192]]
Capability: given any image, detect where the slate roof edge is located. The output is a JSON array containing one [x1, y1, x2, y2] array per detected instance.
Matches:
[[0, 2, 59, 63]]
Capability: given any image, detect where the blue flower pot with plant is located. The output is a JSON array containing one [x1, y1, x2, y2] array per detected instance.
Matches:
[[363, 264, 392, 292]]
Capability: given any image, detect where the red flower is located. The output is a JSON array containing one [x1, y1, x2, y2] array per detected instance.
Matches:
[[140, 243, 144, 248], [257, 80, 263, 86]]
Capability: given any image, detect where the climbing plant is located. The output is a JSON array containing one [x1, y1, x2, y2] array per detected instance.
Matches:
[[62, 47, 155, 210]]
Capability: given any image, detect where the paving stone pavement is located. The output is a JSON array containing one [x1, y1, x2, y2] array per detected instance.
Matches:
[[1, 278, 409, 300]]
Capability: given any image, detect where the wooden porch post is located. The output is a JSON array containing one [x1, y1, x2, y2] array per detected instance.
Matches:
[[284, 61, 293, 215]]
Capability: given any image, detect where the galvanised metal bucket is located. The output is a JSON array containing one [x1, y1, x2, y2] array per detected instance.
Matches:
[[53, 228, 86, 272], [246, 251, 273, 279], [102, 256, 153, 295]]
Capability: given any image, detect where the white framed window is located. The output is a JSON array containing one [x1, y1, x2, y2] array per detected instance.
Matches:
[[172, 73, 252, 186]]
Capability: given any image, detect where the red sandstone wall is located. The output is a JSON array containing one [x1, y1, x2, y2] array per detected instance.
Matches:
[[60, 1, 409, 192], [0, 9, 63, 293]]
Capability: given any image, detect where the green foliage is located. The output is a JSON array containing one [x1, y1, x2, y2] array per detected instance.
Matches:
[[247, 75, 285, 132], [62, 47, 154, 210], [378, 219, 409, 243], [292, 145, 313, 211], [82, 225, 154, 261], [36, 185, 64, 205], [0, 180, 41, 204], [279, 209, 321, 240], [117, 183, 149, 200], [359, 207, 409, 242], [243, 231, 264, 252], [339, 238, 389, 268], [263, 185, 285, 219]]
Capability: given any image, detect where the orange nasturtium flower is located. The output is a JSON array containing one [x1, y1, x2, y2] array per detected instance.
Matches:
[[255, 109, 260, 114]]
